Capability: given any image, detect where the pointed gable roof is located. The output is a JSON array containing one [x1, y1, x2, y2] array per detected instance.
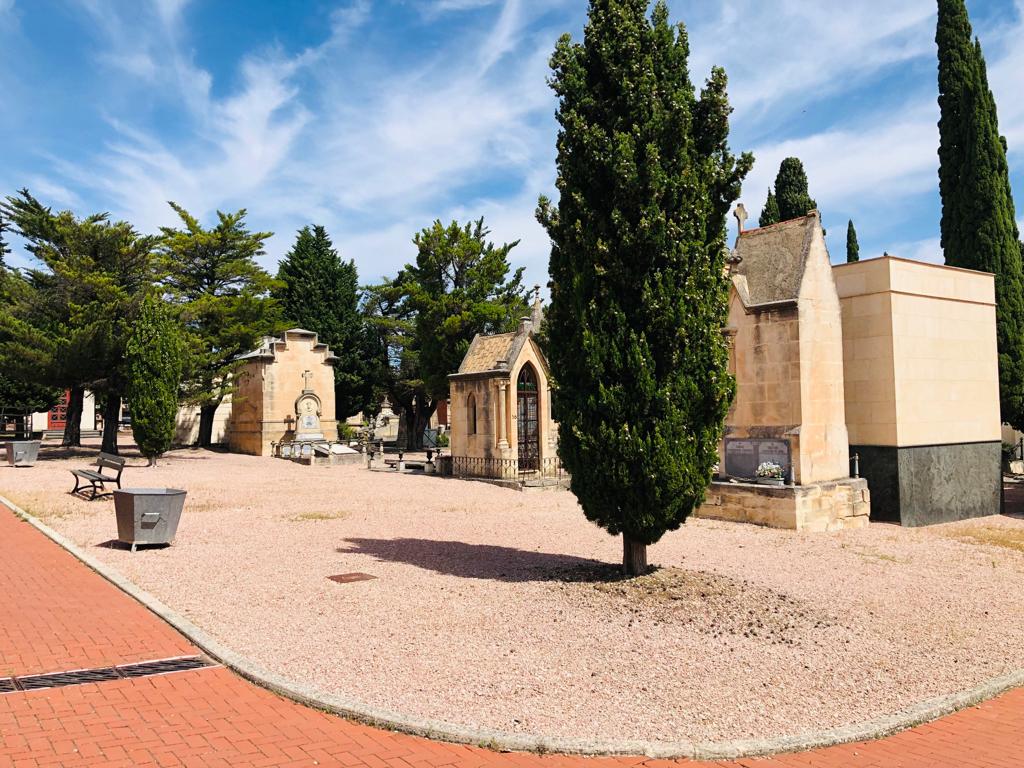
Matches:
[[450, 328, 550, 380], [731, 211, 822, 309]]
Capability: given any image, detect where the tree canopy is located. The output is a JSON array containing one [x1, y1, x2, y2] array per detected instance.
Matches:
[[158, 203, 280, 447], [124, 295, 185, 463], [759, 189, 780, 227], [937, 0, 1024, 429], [773, 157, 817, 221], [366, 218, 526, 449], [275, 225, 379, 419], [0, 189, 157, 449], [539, 0, 752, 574]]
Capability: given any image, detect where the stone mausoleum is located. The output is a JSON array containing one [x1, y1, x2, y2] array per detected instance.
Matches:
[[698, 211, 870, 531], [225, 328, 338, 456], [448, 296, 557, 479], [834, 256, 1001, 525], [697, 210, 1000, 529]]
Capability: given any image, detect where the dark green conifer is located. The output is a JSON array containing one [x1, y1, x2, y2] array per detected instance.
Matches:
[[759, 190, 780, 227], [846, 220, 860, 263], [276, 225, 377, 419], [774, 157, 817, 221], [124, 295, 184, 464], [538, 0, 752, 575], [937, 0, 1024, 428]]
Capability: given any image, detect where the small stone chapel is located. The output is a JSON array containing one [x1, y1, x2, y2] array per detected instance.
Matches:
[[448, 293, 557, 475]]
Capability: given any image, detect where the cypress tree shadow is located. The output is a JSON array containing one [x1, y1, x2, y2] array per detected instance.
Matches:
[[337, 538, 635, 583]]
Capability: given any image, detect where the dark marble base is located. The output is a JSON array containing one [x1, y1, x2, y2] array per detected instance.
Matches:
[[851, 442, 1001, 526]]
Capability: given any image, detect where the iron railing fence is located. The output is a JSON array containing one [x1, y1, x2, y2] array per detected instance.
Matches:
[[449, 455, 565, 482]]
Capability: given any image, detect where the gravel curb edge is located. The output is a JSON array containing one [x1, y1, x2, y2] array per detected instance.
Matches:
[[5, 495, 1023, 761]]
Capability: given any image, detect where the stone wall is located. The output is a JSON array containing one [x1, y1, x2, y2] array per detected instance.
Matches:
[[854, 442, 1001, 525], [696, 478, 870, 532], [794, 226, 851, 483], [835, 256, 1000, 448], [449, 377, 503, 460]]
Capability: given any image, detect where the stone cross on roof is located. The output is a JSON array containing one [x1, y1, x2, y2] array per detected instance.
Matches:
[[734, 203, 748, 236]]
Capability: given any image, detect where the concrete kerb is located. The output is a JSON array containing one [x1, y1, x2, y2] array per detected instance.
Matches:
[[4, 492, 1023, 761]]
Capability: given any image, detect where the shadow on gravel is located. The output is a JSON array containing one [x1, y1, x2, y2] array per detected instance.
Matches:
[[337, 538, 632, 583]]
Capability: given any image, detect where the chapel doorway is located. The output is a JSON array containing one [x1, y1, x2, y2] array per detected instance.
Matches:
[[517, 364, 540, 471]]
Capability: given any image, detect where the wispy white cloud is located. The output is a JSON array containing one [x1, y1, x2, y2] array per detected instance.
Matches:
[[687, 1, 935, 123], [742, 100, 940, 218], [9, 0, 1024, 286]]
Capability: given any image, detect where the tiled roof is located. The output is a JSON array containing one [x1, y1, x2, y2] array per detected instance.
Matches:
[[457, 333, 518, 374]]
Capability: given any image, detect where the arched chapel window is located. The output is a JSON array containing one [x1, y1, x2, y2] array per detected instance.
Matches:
[[467, 393, 477, 435]]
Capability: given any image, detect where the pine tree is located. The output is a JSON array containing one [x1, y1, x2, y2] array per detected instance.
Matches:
[[539, 0, 752, 575], [846, 220, 860, 263], [0, 190, 156, 451], [276, 226, 377, 419], [937, 0, 1024, 428], [759, 189, 780, 227], [158, 204, 280, 447], [365, 218, 527, 450], [124, 295, 185, 464], [0, 215, 9, 271], [774, 157, 817, 221]]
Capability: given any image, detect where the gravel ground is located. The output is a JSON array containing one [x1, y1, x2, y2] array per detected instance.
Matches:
[[4, 438, 1024, 744]]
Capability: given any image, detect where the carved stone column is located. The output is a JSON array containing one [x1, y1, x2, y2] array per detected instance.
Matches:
[[497, 381, 509, 450]]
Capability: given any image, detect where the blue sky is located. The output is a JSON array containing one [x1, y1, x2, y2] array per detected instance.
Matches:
[[1, 0, 1022, 289]]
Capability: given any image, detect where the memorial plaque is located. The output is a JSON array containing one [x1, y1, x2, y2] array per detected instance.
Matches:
[[724, 439, 758, 479], [724, 438, 791, 480], [758, 440, 790, 469]]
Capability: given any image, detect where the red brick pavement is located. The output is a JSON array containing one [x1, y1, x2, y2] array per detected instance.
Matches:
[[1, 504, 1022, 767], [0, 512, 194, 677]]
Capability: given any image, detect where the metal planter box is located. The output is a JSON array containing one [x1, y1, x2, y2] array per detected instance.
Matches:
[[5, 440, 41, 467], [113, 488, 186, 551]]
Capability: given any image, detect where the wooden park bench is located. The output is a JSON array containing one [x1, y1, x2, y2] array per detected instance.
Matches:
[[69, 453, 126, 499]]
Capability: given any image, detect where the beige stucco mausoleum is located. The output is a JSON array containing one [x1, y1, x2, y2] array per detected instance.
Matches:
[[223, 328, 338, 457], [448, 299, 557, 479], [698, 210, 1000, 529]]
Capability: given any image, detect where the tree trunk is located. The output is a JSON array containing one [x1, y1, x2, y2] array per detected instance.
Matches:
[[61, 387, 84, 447], [622, 534, 648, 576], [100, 392, 121, 455], [406, 396, 437, 451], [197, 403, 218, 448]]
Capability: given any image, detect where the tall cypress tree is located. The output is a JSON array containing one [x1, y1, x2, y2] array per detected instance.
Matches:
[[124, 295, 185, 465], [276, 225, 376, 419], [759, 189, 780, 227], [937, 0, 1024, 428], [539, 0, 752, 575], [846, 220, 860, 263], [774, 157, 817, 221]]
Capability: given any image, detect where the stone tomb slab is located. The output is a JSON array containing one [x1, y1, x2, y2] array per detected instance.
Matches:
[[724, 438, 791, 480]]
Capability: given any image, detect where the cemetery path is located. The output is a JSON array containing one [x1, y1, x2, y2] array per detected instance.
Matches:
[[1, 503, 1022, 768]]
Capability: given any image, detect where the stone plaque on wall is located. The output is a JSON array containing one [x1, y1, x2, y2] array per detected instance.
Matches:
[[724, 438, 791, 480]]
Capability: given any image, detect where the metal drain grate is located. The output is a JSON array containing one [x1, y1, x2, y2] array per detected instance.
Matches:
[[1, 656, 213, 694], [117, 656, 209, 678], [328, 572, 377, 584]]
